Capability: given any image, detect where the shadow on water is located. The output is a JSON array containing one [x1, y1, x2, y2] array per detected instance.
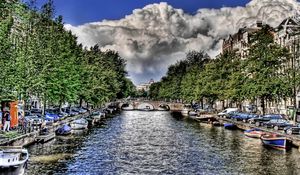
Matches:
[[26, 111, 300, 175]]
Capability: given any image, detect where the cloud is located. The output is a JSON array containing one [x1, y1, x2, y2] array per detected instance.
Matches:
[[64, 0, 300, 84]]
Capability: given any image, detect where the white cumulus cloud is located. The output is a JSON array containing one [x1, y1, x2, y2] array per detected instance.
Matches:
[[64, 0, 300, 84]]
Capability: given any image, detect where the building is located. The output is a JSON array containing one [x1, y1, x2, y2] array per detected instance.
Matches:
[[274, 15, 300, 108], [222, 21, 272, 59], [220, 17, 300, 114], [274, 16, 300, 50], [136, 79, 155, 92]]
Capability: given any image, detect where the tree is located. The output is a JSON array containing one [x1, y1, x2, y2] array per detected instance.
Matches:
[[0, 0, 17, 101], [243, 26, 291, 114]]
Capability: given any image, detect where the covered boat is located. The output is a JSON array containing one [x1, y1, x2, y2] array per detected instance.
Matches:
[[0, 147, 29, 175], [56, 124, 72, 135], [70, 118, 88, 130], [244, 128, 264, 138], [260, 133, 289, 149], [224, 123, 237, 130]]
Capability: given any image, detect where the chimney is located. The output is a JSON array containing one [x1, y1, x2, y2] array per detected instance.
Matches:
[[256, 20, 263, 27]]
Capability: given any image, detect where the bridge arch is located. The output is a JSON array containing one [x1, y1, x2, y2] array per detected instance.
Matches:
[[158, 104, 170, 111], [121, 103, 134, 110], [137, 103, 155, 111]]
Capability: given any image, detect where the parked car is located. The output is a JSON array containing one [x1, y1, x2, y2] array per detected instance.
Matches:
[[223, 111, 239, 119], [24, 110, 32, 116], [25, 115, 44, 126], [64, 108, 79, 116], [218, 108, 239, 117], [59, 111, 69, 118], [75, 107, 87, 114], [284, 124, 300, 135], [262, 119, 293, 130], [231, 113, 258, 122], [45, 109, 60, 122], [248, 114, 284, 126], [30, 108, 42, 117], [51, 108, 69, 118]]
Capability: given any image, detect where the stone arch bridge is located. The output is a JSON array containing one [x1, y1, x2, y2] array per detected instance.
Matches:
[[118, 100, 184, 111]]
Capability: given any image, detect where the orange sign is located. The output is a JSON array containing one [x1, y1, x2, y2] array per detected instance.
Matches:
[[9, 101, 18, 128]]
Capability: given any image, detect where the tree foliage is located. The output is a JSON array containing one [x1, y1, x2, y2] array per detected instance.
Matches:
[[0, 0, 135, 109], [150, 27, 293, 112]]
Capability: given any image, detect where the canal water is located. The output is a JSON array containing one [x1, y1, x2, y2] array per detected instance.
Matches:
[[27, 111, 300, 175]]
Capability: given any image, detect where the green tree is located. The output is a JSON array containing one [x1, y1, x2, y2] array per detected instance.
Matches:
[[243, 26, 291, 114]]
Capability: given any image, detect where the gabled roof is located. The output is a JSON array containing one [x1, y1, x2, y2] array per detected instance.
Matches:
[[277, 16, 300, 34]]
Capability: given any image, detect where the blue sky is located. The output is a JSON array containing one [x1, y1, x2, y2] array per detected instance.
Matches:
[[32, 0, 251, 25]]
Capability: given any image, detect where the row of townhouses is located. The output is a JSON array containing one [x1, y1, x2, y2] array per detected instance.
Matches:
[[219, 16, 300, 116]]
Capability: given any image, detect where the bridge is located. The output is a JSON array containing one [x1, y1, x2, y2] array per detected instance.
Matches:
[[118, 100, 184, 111]]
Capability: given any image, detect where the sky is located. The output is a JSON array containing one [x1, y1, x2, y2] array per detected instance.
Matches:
[[33, 0, 251, 25], [28, 0, 300, 85]]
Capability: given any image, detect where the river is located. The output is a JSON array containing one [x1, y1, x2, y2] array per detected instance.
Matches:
[[26, 111, 300, 175]]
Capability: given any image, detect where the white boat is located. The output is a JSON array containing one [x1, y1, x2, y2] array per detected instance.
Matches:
[[90, 111, 103, 121], [181, 104, 192, 117], [140, 106, 153, 111], [122, 106, 134, 111], [157, 107, 168, 111], [0, 147, 29, 175], [122, 104, 134, 111], [70, 118, 88, 130], [188, 110, 198, 119]]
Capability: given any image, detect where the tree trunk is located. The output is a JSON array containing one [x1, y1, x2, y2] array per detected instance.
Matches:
[[79, 98, 83, 107], [222, 100, 225, 109], [59, 100, 62, 113], [43, 97, 46, 115], [237, 101, 242, 110], [261, 96, 265, 115]]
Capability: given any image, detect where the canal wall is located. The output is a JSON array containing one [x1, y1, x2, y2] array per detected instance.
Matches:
[[0, 131, 39, 147], [0, 108, 114, 147]]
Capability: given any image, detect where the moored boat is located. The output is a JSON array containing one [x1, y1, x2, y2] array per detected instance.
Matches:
[[244, 128, 264, 138], [181, 104, 192, 117], [86, 115, 96, 127], [55, 124, 72, 135], [89, 111, 103, 123], [212, 121, 221, 126], [140, 106, 153, 111], [188, 111, 198, 120], [224, 123, 237, 130], [70, 118, 88, 130], [260, 133, 289, 149], [0, 147, 29, 175]]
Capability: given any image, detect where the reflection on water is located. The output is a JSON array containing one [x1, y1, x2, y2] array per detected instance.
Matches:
[[27, 111, 300, 175]]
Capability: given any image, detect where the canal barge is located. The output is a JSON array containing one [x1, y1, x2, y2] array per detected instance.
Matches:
[[0, 146, 29, 175]]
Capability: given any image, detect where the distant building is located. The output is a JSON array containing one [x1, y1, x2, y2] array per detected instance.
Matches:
[[136, 79, 155, 92]]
